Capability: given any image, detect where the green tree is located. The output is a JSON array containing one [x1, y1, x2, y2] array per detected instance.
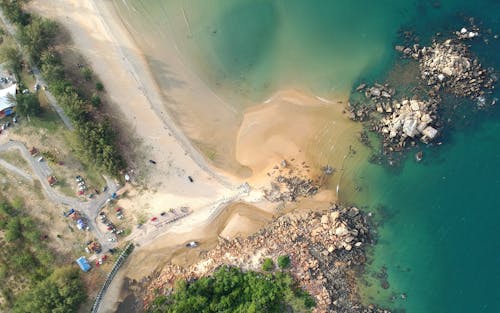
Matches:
[[95, 81, 104, 91], [40, 51, 65, 83], [262, 258, 275, 271], [18, 17, 58, 63], [12, 267, 86, 313], [0, 45, 23, 75], [91, 94, 101, 107], [147, 266, 315, 313], [0, 0, 31, 26], [11, 93, 41, 117], [277, 255, 291, 269]]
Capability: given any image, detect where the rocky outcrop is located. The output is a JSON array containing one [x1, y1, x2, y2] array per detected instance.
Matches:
[[349, 24, 496, 157], [264, 160, 322, 202], [143, 206, 390, 313], [377, 97, 440, 147], [418, 39, 494, 98]]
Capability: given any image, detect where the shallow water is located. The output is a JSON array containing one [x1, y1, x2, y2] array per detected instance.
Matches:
[[113, 0, 415, 106], [114, 1, 500, 312]]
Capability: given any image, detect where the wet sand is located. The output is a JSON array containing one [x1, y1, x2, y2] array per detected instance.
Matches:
[[27, 1, 365, 311]]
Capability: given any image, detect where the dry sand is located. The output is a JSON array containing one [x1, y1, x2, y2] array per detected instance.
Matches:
[[27, 1, 365, 311], [28, 0, 239, 223]]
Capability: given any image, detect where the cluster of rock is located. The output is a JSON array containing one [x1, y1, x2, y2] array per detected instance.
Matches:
[[142, 205, 390, 313], [352, 82, 441, 149], [418, 39, 494, 98], [264, 159, 321, 202], [377, 98, 440, 147], [265, 175, 319, 202], [349, 25, 497, 156], [395, 26, 495, 99]]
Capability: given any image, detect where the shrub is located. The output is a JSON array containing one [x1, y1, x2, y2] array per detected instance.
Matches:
[[277, 255, 291, 269], [262, 258, 274, 271], [81, 67, 92, 81], [95, 81, 104, 91], [91, 94, 101, 107]]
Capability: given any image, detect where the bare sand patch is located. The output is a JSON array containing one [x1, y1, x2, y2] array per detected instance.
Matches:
[[236, 89, 362, 191]]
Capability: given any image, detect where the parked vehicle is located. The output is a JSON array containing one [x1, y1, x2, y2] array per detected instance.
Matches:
[[186, 241, 199, 248]]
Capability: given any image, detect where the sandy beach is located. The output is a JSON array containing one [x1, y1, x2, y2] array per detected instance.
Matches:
[[29, 0, 241, 216], [27, 0, 364, 311]]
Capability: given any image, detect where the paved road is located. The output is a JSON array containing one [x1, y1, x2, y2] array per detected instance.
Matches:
[[0, 140, 118, 252], [0, 10, 74, 130]]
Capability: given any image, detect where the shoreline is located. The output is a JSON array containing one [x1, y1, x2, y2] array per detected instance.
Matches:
[[27, 0, 369, 312]]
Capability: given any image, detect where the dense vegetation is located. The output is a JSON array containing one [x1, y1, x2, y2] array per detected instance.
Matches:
[[147, 266, 316, 313], [0, 0, 125, 176], [0, 198, 86, 311]]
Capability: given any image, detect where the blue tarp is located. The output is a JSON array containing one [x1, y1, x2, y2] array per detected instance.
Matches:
[[76, 256, 91, 272], [76, 219, 85, 230]]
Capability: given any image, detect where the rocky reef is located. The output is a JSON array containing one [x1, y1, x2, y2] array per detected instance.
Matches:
[[350, 24, 497, 155], [142, 205, 390, 313], [263, 159, 326, 203]]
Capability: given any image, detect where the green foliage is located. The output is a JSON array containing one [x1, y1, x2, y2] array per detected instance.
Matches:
[[18, 16, 58, 64], [0, 0, 31, 26], [5, 217, 21, 242], [1, 0, 125, 177], [81, 67, 92, 81], [0, 198, 85, 311], [12, 267, 87, 313], [0, 45, 23, 75], [277, 255, 291, 269], [91, 94, 101, 107], [40, 50, 65, 82], [95, 81, 104, 91], [14, 93, 42, 117], [147, 266, 315, 313], [262, 258, 275, 271]]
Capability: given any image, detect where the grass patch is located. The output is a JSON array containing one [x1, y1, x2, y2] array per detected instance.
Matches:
[[0, 150, 30, 174], [53, 177, 75, 198]]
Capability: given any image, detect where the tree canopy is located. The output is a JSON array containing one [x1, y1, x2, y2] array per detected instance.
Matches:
[[147, 266, 315, 313], [13, 93, 41, 117], [0, 45, 23, 75], [12, 267, 86, 313]]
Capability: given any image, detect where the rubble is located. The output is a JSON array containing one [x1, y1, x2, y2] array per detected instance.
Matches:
[[264, 160, 322, 202], [142, 205, 390, 313]]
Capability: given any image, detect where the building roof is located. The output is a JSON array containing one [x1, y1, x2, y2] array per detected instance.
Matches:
[[0, 84, 16, 112], [76, 256, 91, 272]]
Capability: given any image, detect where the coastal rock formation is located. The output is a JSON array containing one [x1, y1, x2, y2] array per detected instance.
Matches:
[[349, 26, 497, 157], [142, 206, 390, 313], [378, 97, 440, 146], [264, 160, 321, 202], [418, 39, 494, 98]]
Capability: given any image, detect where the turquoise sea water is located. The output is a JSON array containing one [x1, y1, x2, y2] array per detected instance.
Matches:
[[114, 0, 415, 106], [115, 1, 500, 312], [339, 1, 500, 313]]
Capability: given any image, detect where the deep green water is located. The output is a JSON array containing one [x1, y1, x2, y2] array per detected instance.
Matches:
[[115, 1, 500, 312]]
